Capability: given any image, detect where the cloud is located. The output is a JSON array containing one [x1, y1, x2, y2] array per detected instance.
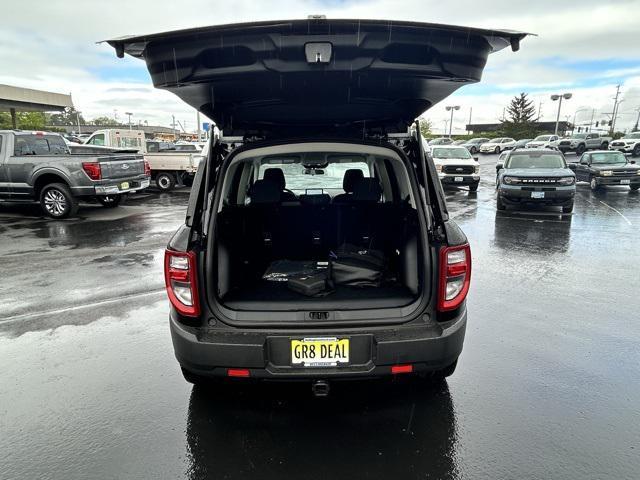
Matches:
[[0, 0, 638, 131]]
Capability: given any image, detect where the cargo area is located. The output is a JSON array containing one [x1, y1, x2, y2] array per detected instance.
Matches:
[[210, 142, 427, 313]]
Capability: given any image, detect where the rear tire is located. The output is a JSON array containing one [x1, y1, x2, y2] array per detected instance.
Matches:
[[494, 146, 501, 154], [470, 146, 478, 154], [633, 144, 640, 157], [433, 359, 458, 380], [181, 367, 209, 386], [601, 142, 608, 150], [97, 194, 123, 208], [496, 195, 506, 210], [39, 183, 78, 219], [156, 172, 176, 191], [630, 185, 639, 191], [562, 202, 574, 213], [576, 144, 586, 155]]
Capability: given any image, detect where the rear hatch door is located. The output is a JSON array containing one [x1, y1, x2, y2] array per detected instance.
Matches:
[[107, 19, 526, 136]]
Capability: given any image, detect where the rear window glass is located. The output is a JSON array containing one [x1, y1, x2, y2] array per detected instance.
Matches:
[[591, 152, 626, 164], [259, 161, 370, 191], [14, 135, 68, 156], [175, 144, 199, 152], [116, 137, 142, 149], [506, 153, 565, 169]]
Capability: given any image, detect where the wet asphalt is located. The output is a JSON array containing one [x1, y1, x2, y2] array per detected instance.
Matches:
[[1, 154, 639, 480]]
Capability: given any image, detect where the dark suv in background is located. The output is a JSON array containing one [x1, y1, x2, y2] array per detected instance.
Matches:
[[108, 18, 526, 390]]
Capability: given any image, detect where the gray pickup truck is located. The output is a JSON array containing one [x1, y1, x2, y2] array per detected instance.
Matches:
[[0, 131, 150, 218], [557, 132, 612, 155]]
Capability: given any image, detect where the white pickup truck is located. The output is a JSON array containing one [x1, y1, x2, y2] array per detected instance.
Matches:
[[84, 129, 206, 190]]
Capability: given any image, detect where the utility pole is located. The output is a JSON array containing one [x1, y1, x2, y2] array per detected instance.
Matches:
[[172, 115, 177, 141], [551, 93, 572, 135], [588, 108, 595, 132], [125, 112, 133, 130], [75, 111, 82, 134], [633, 107, 640, 132], [610, 84, 621, 135], [196, 111, 201, 142], [537, 100, 543, 121], [445, 105, 460, 138], [467, 107, 472, 135]]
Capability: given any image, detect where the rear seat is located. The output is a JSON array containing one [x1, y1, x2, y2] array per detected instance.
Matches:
[[219, 177, 405, 267]]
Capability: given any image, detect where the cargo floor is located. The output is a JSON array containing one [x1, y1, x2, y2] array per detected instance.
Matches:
[[222, 281, 415, 311]]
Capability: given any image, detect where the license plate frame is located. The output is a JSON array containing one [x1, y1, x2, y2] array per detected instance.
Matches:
[[621, 179, 631, 185], [531, 191, 545, 199], [120, 181, 130, 190], [454, 176, 464, 182], [291, 337, 350, 367]]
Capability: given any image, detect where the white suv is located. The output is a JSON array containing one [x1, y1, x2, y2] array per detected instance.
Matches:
[[430, 144, 481, 192], [525, 135, 559, 149], [479, 138, 516, 154]]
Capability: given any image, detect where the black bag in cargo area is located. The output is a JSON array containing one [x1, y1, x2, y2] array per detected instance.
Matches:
[[287, 271, 333, 297], [329, 244, 386, 287]]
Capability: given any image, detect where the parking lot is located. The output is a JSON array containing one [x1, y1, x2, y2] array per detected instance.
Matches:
[[1, 153, 639, 479]]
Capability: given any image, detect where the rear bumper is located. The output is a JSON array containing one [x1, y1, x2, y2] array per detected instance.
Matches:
[[71, 176, 150, 196], [609, 145, 633, 153], [170, 310, 467, 380], [499, 185, 575, 205]]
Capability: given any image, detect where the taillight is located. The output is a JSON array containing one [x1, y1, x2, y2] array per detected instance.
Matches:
[[437, 243, 471, 312], [164, 250, 200, 317], [82, 162, 102, 180], [144, 160, 151, 177]]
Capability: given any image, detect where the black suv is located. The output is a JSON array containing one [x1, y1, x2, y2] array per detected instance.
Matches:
[[109, 19, 525, 387]]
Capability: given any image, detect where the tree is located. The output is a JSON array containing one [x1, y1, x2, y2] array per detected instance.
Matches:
[[418, 118, 432, 138], [506, 93, 537, 124], [48, 107, 86, 126], [0, 111, 47, 130], [91, 116, 120, 126]]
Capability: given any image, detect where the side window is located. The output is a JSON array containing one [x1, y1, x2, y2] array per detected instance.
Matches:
[[89, 134, 105, 146], [581, 154, 590, 164]]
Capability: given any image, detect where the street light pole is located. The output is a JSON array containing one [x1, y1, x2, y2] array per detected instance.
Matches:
[[125, 112, 133, 130], [75, 111, 82, 134], [445, 105, 460, 138], [551, 93, 572, 136]]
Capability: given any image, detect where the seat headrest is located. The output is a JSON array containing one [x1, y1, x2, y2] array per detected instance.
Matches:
[[342, 169, 365, 193], [263, 168, 286, 190], [249, 179, 281, 204], [352, 178, 382, 202]]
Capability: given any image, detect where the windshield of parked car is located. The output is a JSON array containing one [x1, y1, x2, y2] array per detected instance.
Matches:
[[590, 152, 627, 164], [490, 138, 503, 143], [259, 161, 371, 191], [468, 138, 487, 144], [534, 135, 552, 141], [626, 132, 640, 139], [570, 134, 587, 139], [506, 153, 566, 169], [432, 147, 472, 159]]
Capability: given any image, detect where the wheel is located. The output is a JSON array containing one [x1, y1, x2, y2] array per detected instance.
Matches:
[[601, 142, 608, 150], [156, 172, 176, 191], [496, 194, 506, 210], [39, 183, 78, 219], [181, 367, 209, 386], [630, 185, 639, 191], [96, 194, 123, 208], [470, 146, 478, 154], [433, 359, 458, 380], [562, 202, 574, 213], [632, 144, 640, 157], [576, 144, 586, 155], [469, 182, 479, 192], [590, 177, 601, 191], [494, 146, 501, 154]]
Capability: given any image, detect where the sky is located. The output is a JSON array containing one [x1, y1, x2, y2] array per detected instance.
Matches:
[[2, 0, 639, 134]]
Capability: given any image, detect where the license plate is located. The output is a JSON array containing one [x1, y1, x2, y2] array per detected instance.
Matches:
[[621, 179, 630, 185], [531, 191, 545, 199], [291, 337, 349, 367], [454, 176, 464, 182], [120, 181, 130, 190]]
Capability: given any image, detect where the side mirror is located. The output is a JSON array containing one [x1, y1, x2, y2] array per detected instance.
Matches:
[[473, 156, 479, 162], [631, 160, 636, 164], [496, 163, 503, 172], [568, 163, 577, 171]]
